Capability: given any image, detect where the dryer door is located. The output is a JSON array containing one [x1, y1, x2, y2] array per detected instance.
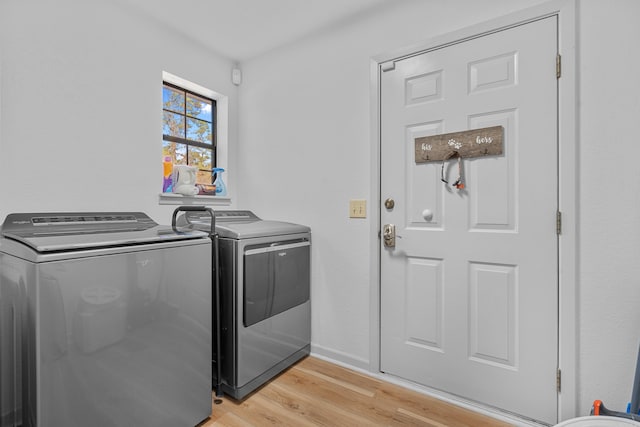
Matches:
[[271, 240, 310, 317], [243, 239, 310, 327]]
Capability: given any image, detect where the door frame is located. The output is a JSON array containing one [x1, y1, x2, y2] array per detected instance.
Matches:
[[368, 0, 578, 421]]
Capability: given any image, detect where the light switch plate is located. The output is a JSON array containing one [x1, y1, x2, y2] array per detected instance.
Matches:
[[349, 199, 367, 218]]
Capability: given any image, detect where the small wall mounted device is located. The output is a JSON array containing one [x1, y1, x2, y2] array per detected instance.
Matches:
[[232, 68, 242, 86]]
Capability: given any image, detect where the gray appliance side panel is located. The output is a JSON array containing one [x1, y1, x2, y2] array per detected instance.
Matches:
[[235, 233, 311, 391], [217, 238, 238, 389], [0, 253, 32, 427], [32, 243, 212, 427]]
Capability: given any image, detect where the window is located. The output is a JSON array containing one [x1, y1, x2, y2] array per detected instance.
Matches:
[[162, 82, 216, 185]]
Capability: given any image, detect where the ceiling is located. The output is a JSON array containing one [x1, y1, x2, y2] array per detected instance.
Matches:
[[118, 0, 394, 62]]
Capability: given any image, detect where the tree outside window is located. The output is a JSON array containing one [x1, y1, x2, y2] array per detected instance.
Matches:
[[162, 83, 216, 184]]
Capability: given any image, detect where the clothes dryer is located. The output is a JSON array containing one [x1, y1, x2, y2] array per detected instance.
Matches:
[[177, 210, 310, 400]]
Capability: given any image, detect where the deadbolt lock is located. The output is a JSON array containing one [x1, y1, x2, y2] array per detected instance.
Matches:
[[384, 198, 395, 210], [383, 224, 396, 248]]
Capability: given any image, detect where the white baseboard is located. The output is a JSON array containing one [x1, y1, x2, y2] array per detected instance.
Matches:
[[310, 343, 370, 371]]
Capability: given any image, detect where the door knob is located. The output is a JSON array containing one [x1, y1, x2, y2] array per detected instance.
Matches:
[[384, 198, 395, 209]]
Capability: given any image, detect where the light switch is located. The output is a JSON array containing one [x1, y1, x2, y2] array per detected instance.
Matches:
[[349, 199, 367, 218]]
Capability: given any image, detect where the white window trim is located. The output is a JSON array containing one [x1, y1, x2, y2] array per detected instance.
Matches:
[[159, 193, 231, 206], [159, 71, 230, 206]]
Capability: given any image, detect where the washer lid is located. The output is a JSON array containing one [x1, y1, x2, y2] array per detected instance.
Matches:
[[1, 212, 207, 252]]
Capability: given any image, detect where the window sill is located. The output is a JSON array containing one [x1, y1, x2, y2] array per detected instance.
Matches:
[[158, 193, 232, 206]]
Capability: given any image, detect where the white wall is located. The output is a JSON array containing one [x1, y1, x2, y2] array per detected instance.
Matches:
[[0, 0, 238, 223], [578, 0, 640, 416], [238, 0, 640, 419]]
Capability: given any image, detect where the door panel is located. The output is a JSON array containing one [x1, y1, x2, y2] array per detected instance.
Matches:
[[469, 262, 517, 367], [380, 17, 558, 424], [406, 257, 443, 350], [468, 109, 517, 230]]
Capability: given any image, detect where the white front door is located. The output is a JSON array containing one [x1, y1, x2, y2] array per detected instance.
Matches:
[[380, 17, 558, 424]]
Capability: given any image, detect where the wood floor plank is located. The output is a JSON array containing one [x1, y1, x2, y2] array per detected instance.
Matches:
[[245, 392, 318, 426], [274, 367, 398, 424], [208, 412, 256, 427], [293, 366, 375, 397], [279, 365, 386, 424], [396, 407, 452, 427], [201, 356, 514, 427], [267, 381, 380, 426]]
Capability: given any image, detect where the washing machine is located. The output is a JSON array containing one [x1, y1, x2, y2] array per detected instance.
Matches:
[[177, 210, 311, 400], [0, 212, 212, 427]]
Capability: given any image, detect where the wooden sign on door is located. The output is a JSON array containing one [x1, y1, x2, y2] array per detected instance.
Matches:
[[414, 125, 503, 163]]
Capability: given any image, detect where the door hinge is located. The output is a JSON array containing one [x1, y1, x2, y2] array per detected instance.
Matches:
[[381, 61, 396, 72], [556, 211, 562, 235], [557, 369, 562, 393], [556, 54, 562, 78]]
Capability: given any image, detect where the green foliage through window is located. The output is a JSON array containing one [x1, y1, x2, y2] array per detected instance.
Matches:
[[162, 82, 215, 184]]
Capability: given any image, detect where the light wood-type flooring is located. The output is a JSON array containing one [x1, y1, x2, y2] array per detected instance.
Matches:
[[199, 356, 513, 426]]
